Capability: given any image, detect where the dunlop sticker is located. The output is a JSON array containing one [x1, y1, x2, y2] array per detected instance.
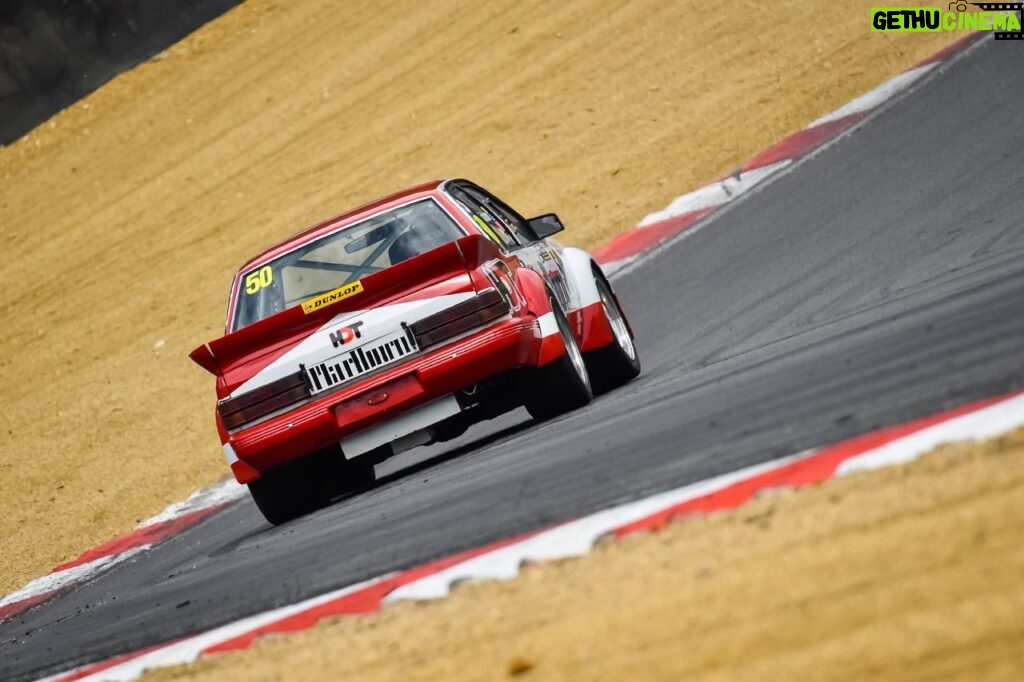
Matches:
[[301, 281, 364, 314]]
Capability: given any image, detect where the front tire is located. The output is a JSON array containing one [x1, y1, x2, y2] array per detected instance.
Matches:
[[525, 295, 593, 421], [584, 270, 640, 394]]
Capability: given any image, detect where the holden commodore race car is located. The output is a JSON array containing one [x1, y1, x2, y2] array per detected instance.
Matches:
[[190, 179, 640, 524]]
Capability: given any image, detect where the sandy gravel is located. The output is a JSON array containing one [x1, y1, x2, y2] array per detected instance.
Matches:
[[0, 0, 960, 592], [145, 430, 1024, 681]]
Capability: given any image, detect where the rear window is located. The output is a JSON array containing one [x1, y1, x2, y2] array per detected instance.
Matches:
[[231, 199, 465, 330]]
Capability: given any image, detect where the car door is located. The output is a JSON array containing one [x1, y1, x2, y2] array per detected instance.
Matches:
[[446, 182, 574, 313]]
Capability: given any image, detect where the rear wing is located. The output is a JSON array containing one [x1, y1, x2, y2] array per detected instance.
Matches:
[[189, 233, 501, 377]]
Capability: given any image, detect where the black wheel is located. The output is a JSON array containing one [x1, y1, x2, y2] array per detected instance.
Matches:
[[584, 269, 640, 394], [525, 294, 593, 421], [248, 449, 375, 525], [248, 466, 326, 525]]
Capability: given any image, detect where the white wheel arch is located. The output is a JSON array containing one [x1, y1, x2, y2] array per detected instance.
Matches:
[[558, 246, 602, 312]]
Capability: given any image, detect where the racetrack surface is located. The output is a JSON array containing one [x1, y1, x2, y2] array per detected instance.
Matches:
[[3, 37, 1023, 681]]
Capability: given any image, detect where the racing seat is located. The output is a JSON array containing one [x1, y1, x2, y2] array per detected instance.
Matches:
[[388, 215, 457, 265]]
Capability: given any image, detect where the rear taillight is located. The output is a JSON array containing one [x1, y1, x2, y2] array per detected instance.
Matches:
[[218, 371, 309, 431], [410, 289, 508, 349]]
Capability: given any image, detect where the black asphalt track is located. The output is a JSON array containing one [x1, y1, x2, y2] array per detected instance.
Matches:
[[3, 37, 1023, 681]]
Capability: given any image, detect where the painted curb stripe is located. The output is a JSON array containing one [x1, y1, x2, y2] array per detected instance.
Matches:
[[48, 390, 1024, 682], [614, 393, 1020, 536], [53, 507, 222, 573], [0, 481, 246, 624], [591, 207, 712, 266], [52, 640, 190, 682], [738, 113, 865, 173], [638, 161, 791, 227], [595, 36, 984, 273], [0, 549, 147, 613], [0, 509, 228, 621], [807, 64, 935, 128], [47, 537, 541, 681], [0, 592, 61, 624], [912, 31, 986, 67]]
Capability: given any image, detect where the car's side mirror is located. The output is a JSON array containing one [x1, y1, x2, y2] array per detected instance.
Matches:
[[527, 213, 565, 240]]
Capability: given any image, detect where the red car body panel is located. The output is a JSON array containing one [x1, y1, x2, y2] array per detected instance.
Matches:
[[193, 181, 629, 485], [228, 314, 546, 474]]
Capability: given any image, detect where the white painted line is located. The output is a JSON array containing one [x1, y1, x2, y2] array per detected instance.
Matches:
[[637, 161, 790, 227], [612, 64, 949, 281], [808, 64, 935, 128], [0, 548, 147, 609], [139, 478, 245, 528], [601, 253, 641, 277], [47, 574, 395, 682], [838, 394, 1024, 476]]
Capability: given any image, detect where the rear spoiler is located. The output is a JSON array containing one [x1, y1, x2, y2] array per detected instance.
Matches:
[[189, 344, 221, 376], [189, 233, 501, 377]]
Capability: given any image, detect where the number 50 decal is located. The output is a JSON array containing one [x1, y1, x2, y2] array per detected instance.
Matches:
[[244, 265, 273, 294]]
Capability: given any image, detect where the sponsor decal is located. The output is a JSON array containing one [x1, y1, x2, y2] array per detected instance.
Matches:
[[243, 265, 273, 294], [871, 4, 1023, 38], [304, 326, 418, 394], [330, 321, 365, 347], [301, 281, 364, 314]]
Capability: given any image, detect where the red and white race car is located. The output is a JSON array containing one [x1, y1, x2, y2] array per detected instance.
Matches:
[[190, 179, 640, 523]]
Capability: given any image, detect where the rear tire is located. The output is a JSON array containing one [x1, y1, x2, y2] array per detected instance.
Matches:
[[584, 270, 641, 394], [248, 467, 325, 525], [248, 449, 375, 525], [525, 295, 593, 421]]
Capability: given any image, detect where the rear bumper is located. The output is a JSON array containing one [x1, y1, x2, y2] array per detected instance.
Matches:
[[227, 314, 548, 476]]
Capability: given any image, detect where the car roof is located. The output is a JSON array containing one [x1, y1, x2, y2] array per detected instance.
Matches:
[[236, 179, 449, 272]]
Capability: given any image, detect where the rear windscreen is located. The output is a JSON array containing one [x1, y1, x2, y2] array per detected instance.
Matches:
[[232, 199, 465, 330]]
